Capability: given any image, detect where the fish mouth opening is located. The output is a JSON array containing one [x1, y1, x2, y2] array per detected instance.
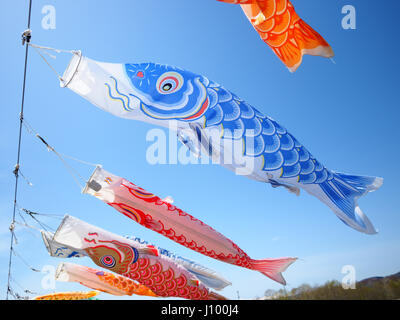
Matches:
[[82, 165, 103, 194], [60, 51, 82, 88]]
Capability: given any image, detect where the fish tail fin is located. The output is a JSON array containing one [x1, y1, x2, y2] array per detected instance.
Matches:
[[241, 1, 334, 72], [316, 172, 383, 234], [294, 19, 334, 55], [249, 257, 297, 285], [276, 18, 334, 72]]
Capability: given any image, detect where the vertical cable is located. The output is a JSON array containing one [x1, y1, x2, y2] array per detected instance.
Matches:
[[6, 0, 33, 300]]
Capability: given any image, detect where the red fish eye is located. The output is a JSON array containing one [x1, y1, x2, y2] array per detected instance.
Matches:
[[136, 71, 144, 78]]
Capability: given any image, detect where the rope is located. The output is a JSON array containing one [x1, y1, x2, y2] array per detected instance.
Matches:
[[22, 117, 99, 190], [17, 168, 33, 186], [13, 221, 42, 240], [15, 203, 62, 231], [30, 44, 63, 81], [58, 153, 100, 167], [27, 214, 54, 232], [14, 220, 42, 233], [9, 223, 18, 245], [14, 204, 44, 239], [11, 248, 41, 273], [20, 208, 64, 219], [28, 42, 81, 85], [6, 0, 32, 300], [15, 204, 28, 225], [29, 42, 79, 55], [36, 135, 87, 189], [22, 209, 55, 232], [8, 287, 30, 301], [10, 275, 38, 296], [7, 287, 19, 300]]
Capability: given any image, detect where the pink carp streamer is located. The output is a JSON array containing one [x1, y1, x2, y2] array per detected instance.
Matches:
[[83, 166, 296, 284]]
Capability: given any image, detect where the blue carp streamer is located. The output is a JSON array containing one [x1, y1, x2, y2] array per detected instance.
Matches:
[[121, 62, 382, 234]]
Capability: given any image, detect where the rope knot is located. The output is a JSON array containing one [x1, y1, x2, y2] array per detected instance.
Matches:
[[13, 164, 20, 177], [21, 29, 32, 45]]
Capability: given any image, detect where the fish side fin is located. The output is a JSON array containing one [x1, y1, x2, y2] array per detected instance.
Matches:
[[140, 245, 159, 257], [177, 128, 202, 158], [189, 279, 200, 287], [163, 196, 174, 204], [208, 292, 228, 300], [317, 172, 383, 234], [249, 257, 297, 285], [269, 179, 300, 196]]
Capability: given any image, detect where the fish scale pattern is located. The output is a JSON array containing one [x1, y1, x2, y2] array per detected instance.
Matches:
[[203, 79, 332, 185]]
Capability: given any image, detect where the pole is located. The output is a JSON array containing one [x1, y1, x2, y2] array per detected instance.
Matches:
[[6, 0, 33, 300]]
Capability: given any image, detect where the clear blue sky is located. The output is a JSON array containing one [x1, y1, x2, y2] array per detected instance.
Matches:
[[1, 0, 399, 300]]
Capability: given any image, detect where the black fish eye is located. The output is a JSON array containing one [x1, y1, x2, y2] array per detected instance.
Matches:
[[162, 83, 173, 91]]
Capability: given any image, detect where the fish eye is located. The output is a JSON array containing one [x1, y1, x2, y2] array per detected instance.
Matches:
[[156, 72, 184, 94], [100, 255, 116, 268], [162, 83, 173, 91]]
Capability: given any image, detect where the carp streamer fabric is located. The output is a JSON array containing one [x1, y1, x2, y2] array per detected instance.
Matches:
[[55, 262, 157, 297], [42, 230, 231, 291], [62, 54, 382, 234], [51, 215, 227, 300], [217, 0, 334, 72], [83, 166, 296, 285]]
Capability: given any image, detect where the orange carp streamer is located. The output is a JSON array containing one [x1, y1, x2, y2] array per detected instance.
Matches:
[[34, 291, 99, 300], [218, 0, 334, 71], [56, 262, 157, 298]]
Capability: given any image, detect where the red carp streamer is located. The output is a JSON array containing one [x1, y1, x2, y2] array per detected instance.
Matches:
[[83, 166, 296, 284]]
